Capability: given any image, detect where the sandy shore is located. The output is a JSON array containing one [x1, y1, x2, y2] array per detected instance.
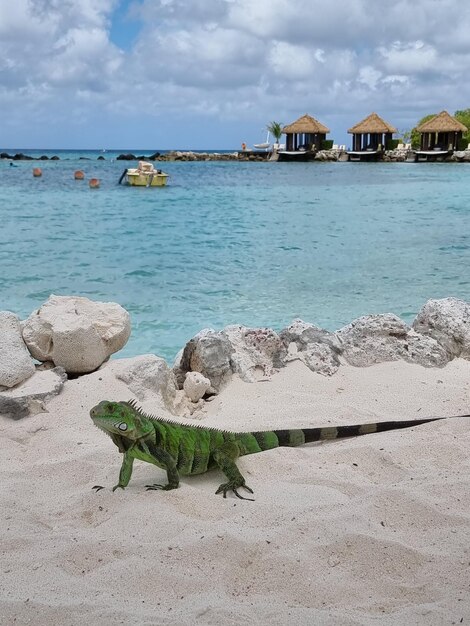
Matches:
[[1, 357, 469, 625]]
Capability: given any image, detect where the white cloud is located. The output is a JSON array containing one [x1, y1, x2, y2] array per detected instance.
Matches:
[[379, 41, 438, 75], [2, 0, 470, 148], [358, 66, 382, 90], [268, 42, 317, 80]]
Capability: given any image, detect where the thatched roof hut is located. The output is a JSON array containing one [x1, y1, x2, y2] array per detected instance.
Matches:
[[348, 113, 397, 135], [416, 110, 467, 133], [283, 114, 330, 135], [348, 113, 397, 152], [282, 114, 330, 152], [416, 111, 467, 151]]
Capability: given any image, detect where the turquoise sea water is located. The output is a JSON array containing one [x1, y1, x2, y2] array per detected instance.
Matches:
[[2, 150, 470, 362]]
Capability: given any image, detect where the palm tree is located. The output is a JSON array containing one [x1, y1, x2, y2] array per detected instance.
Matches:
[[266, 121, 283, 146]]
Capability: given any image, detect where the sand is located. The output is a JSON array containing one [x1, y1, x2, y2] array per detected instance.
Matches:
[[1, 357, 470, 625]]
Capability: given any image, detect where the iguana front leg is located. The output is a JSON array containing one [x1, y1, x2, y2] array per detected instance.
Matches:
[[143, 442, 180, 492], [213, 441, 254, 501], [113, 451, 135, 491], [92, 451, 135, 492]]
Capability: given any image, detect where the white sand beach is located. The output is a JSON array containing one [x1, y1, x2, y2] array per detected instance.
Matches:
[[1, 357, 469, 625]]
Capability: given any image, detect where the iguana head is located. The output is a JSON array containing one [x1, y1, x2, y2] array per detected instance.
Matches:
[[90, 400, 154, 442]]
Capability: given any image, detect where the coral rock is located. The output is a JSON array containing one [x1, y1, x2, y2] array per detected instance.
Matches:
[[223, 325, 286, 381], [0, 366, 66, 419], [176, 329, 233, 391], [0, 311, 36, 388], [280, 319, 341, 376], [413, 297, 470, 358], [183, 371, 211, 402], [21, 295, 131, 374], [336, 313, 449, 368], [114, 354, 177, 409]]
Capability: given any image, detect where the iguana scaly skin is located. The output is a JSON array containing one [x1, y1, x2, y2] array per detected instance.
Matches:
[[90, 400, 450, 499]]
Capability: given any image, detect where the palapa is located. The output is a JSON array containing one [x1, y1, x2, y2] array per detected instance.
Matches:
[[348, 112, 397, 135], [282, 114, 330, 134], [417, 111, 467, 133]]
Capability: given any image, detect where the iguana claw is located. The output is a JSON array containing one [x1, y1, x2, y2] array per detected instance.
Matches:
[[92, 485, 105, 492], [216, 482, 255, 501], [145, 483, 178, 491], [112, 485, 125, 492]]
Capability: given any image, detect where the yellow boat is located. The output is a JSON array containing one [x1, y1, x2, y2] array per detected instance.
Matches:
[[119, 161, 168, 187]]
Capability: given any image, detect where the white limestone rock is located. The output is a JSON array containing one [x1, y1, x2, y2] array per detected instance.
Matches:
[[412, 298, 470, 358], [114, 354, 177, 409], [0, 366, 67, 419], [280, 319, 341, 376], [279, 319, 340, 351], [403, 330, 450, 367], [223, 325, 286, 382], [301, 342, 342, 376], [21, 295, 131, 374], [336, 314, 409, 366], [183, 371, 211, 402], [176, 329, 233, 391], [336, 313, 449, 368], [0, 311, 36, 388]]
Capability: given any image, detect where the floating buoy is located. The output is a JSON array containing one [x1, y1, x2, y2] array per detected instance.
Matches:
[[74, 170, 85, 180], [89, 178, 100, 188], [32, 167, 42, 177]]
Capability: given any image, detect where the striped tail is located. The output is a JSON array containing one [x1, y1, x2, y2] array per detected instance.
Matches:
[[269, 417, 449, 448]]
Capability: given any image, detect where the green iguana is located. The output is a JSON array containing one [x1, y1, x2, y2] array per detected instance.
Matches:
[[90, 400, 461, 500]]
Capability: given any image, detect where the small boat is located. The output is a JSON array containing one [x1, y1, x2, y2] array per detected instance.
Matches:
[[253, 131, 272, 150], [119, 161, 168, 187]]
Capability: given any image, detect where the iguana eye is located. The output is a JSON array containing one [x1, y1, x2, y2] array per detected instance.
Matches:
[[117, 423, 128, 431]]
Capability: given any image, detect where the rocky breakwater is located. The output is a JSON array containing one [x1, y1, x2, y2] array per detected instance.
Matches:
[[1, 152, 60, 161], [447, 149, 470, 162], [117, 151, 270, 162], [2, 294, 470, 421]]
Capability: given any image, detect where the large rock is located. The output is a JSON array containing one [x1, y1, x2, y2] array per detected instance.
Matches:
[[21, 295, 131, 374], [114, 355, 177, 409], [336, 313, 449, 368], [412, 298, 470, 358], [299, 342, 342, 376], [176, 329, 233, 391], [0, 366, 66, 419], [280, 319, 341, 376], [280, 319, 339, 351], [0, 312, 36, 388], [223, 325, 287, 382]]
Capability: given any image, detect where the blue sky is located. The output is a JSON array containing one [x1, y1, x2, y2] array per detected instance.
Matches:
[[109, 0, 140, 50], [1, 0, 470, 150]]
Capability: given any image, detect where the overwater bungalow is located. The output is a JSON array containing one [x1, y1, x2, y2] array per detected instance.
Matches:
[[278, 114, 330, 161], [347, 113, 397, 161], [415, 110, 467, 161]]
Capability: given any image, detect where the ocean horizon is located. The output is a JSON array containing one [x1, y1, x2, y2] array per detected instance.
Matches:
[[1, 148, 238, 158], [2, 154, 470, 362]]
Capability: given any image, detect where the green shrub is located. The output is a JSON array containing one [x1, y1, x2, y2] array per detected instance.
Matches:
[[321, 139, 334, 150], [386, 139, 400, 150]]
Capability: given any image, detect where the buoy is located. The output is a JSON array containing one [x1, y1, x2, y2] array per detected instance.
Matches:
[[32, 167, 42, 177], [89, 178, 100, 188], [74, 170, 85, 180]]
